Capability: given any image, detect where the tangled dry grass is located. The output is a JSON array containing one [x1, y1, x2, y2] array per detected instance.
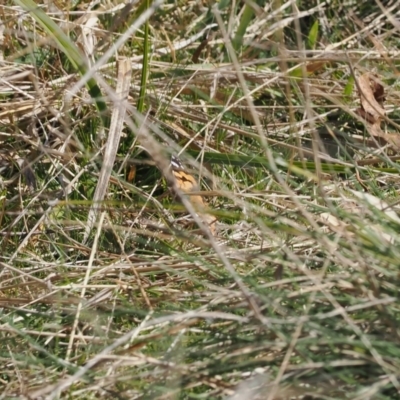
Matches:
[[1, 1, 400, 399]]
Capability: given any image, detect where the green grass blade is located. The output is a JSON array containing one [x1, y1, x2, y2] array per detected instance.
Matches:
[[308, 19, 319, 49], [233, 3, 255, 51], [187, 151, 400, 174]]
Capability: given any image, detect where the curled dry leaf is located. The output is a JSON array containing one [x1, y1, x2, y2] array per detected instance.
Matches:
[[354, 72, 400, 151], [356, 72, 385, 123], [355, 72, 385, 139]]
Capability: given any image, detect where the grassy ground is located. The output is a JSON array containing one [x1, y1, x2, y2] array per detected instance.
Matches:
[[1, 0, 400, 399]]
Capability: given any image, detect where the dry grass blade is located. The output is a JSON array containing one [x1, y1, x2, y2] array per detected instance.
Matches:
[[84, 58, 132, 242]]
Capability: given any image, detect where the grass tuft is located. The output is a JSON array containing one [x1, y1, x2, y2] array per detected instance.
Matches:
[[1, 1, 400, 399]]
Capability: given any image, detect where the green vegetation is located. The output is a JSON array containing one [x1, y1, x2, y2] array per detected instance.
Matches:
[[1, 0, 400, 398]]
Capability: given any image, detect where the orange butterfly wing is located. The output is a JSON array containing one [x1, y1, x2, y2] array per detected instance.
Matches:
[[170, 156, 216, 235]]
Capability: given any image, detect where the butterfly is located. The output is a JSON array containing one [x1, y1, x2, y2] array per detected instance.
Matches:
[[171, 156, 200, 193], [170, 155, 216, 235]]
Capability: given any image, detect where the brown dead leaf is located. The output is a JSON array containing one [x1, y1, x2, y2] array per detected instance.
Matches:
[[355, 107, 378, 125], [306, 61, 328, 75], [355, 72, 391, 143], [357, 72, 385, 123], [355, 72, 400, 151], [192, 29, 216, 63], [127, 165, 136, 183], [371, 77, 385, 106]]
